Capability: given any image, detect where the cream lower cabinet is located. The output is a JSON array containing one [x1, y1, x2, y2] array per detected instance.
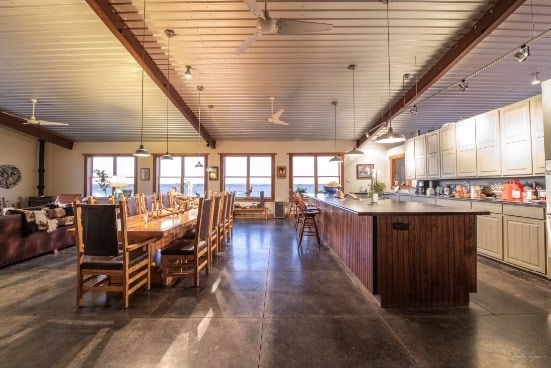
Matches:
[[473, 202, 503, 260], [503, 205, 546, 274]]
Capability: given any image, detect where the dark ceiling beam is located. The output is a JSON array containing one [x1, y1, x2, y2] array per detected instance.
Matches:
[[85, 0, 216, 148], [0, 112, 73, 150], [358, 0, 526, 148]]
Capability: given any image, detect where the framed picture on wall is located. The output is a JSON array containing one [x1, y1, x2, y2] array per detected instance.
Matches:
[[276, 166, 287, 179], [356, 164, 374, 179], [140, 168, 150, 181], [208, 166, 219, 181]]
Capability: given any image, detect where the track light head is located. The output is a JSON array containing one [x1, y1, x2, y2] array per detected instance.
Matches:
[[514, 45, 530, 63], [458, 79, 468, 92], [408, 105, 418, 115], [531, 72, 541, 85], [184, 65, 193, 80]]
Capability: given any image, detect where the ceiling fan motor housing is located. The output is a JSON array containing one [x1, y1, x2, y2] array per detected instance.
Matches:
[[257, 17, 278, 34]]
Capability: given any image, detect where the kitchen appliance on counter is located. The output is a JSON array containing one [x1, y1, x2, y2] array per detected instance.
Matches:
[[416, 180, 426, 195]]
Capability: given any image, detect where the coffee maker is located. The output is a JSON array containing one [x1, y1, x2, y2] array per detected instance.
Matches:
[[416, 180, 426, 195]]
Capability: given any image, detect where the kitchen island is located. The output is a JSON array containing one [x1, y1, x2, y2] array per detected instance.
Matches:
[[307, 194, 489, 308]]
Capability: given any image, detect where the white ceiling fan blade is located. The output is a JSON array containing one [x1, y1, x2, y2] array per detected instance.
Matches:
[[235, 31, 263, 55], [276, 19, 333, 34], [273, 119, 289, 126], [34, 120, 69, 126], [244, 0, 265, 20], [272, 109, 284, 120], [0, 110, 25, 120]]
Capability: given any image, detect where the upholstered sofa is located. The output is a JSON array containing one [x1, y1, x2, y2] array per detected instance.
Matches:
[[0, 194, 80, 267]]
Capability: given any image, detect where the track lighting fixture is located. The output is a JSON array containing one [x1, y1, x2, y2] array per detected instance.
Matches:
[[531, 72, 541, 85], [514, 45, 530, 63], [458, 79, 468, 92], [184, 65, 193, 80], [408, 105, 418, 115]]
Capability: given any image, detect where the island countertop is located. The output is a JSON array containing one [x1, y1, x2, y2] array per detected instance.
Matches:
[[306, 194, 490, 216]]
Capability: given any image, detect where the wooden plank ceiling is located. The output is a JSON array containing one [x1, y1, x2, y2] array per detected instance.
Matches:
[[0, 0, 549, 147]]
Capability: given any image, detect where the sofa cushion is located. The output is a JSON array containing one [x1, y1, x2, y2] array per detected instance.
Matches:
[[55, 194, 82, 206]]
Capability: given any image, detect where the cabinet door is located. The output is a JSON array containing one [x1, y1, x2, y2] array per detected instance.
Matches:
[[440, 149, 457, 178], [455, 117, 476, 150], [500, 100, 532, 176], [503, 215, 545, 274], [426, 131, 439, 154], [530, 95, 545, 174], [405, 138, 416, 179], [414, 135, 427, 179], [440, 124, 456, 151], [457, 148, 477, 177], [477, 214, 503, 260], [475, 109, 501, 176], [427, 153, 440, 178]]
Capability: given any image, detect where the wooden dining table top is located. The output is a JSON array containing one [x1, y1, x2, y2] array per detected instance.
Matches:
[[125, 210, 197, 239]]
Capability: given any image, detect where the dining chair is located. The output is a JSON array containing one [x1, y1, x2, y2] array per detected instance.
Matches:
[[126, 195, 139, 216], [74, 197, 154, 308], [89, 196, 114, 205], [161, 192, 172, 210], [209, 194, 223, 262], [222, 192, 234, 242], [161, 196, 213, 287]]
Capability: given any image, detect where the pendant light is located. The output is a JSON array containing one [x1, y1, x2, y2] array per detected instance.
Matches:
[[329, 101, 342, 162], [184, 65, 193, 80], [345, 64, 363, 156], [133, 0, 151, 157], [161, 29, 174, 161], [195, 85, 204, 168], [377, 0, 406, 144]]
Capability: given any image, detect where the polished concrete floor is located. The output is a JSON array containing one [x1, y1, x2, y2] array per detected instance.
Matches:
[[1, 219, 551, 367]]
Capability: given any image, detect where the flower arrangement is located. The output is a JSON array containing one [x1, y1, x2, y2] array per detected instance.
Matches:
[[94, 169, 111, 196]]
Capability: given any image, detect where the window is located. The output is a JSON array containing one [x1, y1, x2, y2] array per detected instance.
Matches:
[[85, 155, 136, 196], [290, 154, 342, 194], [156, 155, 207, 196], [222, 154, 274, 200]]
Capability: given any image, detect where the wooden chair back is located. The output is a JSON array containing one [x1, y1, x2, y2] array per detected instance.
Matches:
[[126, 195, 139, 216]]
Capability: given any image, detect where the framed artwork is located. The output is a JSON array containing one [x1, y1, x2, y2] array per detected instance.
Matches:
[[139, 168, 150, 181], [276, 166, 287, 179], [208, 166, 219, 181], [356, 164, 374, 179]]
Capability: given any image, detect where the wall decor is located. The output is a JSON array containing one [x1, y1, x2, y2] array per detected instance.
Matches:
[[356, 164, 374, 179], [0, 165, 22, 189], [277, 166, 287, 179], [208, 166, 219, 181], [140, 168, 150, 181]]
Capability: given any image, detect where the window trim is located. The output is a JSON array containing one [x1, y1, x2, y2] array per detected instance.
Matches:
[[220, 153, 275, 201], [153, 153, 209, 195], [83, 154, 137, 196], [288, 152, 344, 194]]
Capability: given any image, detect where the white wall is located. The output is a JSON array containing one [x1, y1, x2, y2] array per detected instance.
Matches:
[[3, 129, 392, 209]]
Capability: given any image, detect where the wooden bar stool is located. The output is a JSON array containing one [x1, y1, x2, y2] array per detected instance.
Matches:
[[296, 194, 321, 249]]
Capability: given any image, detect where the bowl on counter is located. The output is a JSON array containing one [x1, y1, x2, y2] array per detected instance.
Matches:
[[323, 186, 341, 195]]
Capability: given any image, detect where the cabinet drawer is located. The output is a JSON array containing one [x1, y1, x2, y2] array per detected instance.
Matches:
[[436, 199, 472, 209], [472, 202, 502, 214], [502, 205, 545, 219]]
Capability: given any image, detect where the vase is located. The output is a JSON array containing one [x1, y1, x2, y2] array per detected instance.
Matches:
[[371, 193, 379, 203]]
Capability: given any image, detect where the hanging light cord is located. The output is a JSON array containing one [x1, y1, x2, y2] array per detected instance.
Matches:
[[386, 0, 392, 129], [352, 67, 356, 140], [334, 102, 337, 151], [165, 32, 170, 152], [139, 0, 147, 146]]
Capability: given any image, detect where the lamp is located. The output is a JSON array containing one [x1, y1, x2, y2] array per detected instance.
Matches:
[[377, 1, 406, 144], [110, 175, 127, 204], [531, 72, 541, 85], [514, 44, 530, 63], [133, 0, 150, 157], [184, 65, 192, 80], [329, 101, 342, 162], [345, 64, 363, 156], [195, 86, 204, 168], [161, 29, 175, 161]]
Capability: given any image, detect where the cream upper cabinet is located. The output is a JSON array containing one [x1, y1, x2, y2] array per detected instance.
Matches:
[[426, 130, 440, 178], [414, 135, 427, 179], [405, 138, 416, 180], [475, 109, 501, 176], [500, 99, 533, 176], [455, 118, 477, 177], [439, 124, 457, 178], [530, 95, 545, 174]]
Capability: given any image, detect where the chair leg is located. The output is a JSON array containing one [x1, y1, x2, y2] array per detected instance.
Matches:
[[313, 217, 321, 249], [77, 271, 83, 308], [123, 279, 129, 309], [298, 219, 305, 247], [194, 259, 200, 287]]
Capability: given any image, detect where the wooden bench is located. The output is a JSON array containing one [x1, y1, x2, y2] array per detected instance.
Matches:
[[233, 207, 269, 220]]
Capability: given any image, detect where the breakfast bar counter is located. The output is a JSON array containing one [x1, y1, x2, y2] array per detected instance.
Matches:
[[306, 194, 489, 308]]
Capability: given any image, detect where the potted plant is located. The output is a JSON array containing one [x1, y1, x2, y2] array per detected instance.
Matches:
[[369, 181, 386, 203], [94, 169, 111, 196], [296, 186, 307, 195]]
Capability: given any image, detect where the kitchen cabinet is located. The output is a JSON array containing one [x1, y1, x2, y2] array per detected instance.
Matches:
[[503, 205, 546, 274], [405, 138, 416, 180], [475, 109, 501, 176], [426, 130, 440, 178], [500, 99, 533, 176], [472, 202, 503, 260], [414, 135, 427, 179], [530, 95, 545, 174], [455, 118, 477, 177], [439, 124, 457, 178]]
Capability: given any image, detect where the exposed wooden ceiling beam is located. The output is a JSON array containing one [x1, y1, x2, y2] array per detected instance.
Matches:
[[0, 112, 74, 150], [85, 0, 216, 148], [358, 0, 527, 148]]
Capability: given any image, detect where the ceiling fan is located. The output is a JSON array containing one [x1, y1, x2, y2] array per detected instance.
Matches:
[[1, 99, 68, 126], [235, 0, 333, 54], [267, 96, 288, 126]]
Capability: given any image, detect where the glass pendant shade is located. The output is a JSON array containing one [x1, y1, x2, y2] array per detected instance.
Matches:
[[329, 155, 343, 162], [345, 147, 364, 156], [161, 152, 173, 160], [133, 144, 150, 157], [376, 126, 406, 144], [195, 161, 203, 168]]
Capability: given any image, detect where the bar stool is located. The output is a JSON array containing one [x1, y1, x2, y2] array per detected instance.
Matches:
[[295, 194, 321, 249], [287, 189, 299, 219]]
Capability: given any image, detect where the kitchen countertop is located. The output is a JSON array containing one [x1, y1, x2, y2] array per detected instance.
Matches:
[[307, 194, 490, 216], [384, 192, 546, 208]]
